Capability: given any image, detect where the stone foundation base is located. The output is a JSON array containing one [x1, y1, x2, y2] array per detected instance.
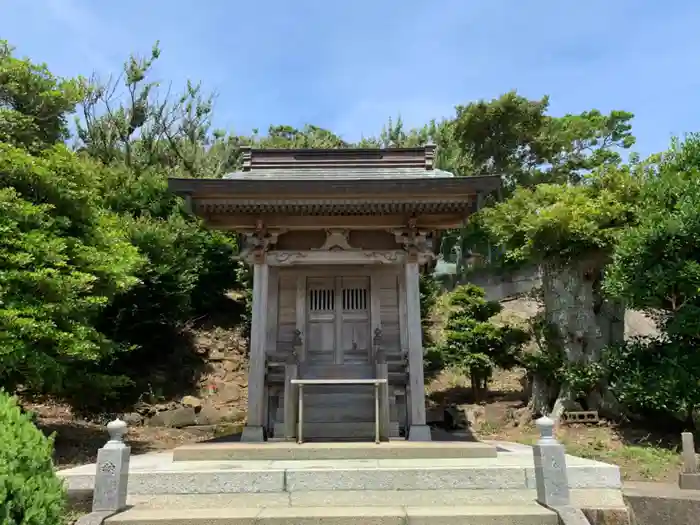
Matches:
[[679, 472, 700, 490], [240, 425, 264, 443], [408, 424, 432, 441]]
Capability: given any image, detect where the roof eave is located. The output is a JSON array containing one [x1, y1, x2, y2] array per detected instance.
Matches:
[[167, 175, 502, 198]]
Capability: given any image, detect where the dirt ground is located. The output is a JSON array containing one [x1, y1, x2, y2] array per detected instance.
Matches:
[[31, 402, 220, 469], [427, 368, 684, 483]]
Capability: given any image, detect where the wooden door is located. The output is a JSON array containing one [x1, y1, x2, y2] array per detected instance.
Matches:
[[305, 275, 371, 365], [306, 277, 336, 364], [339, 276, 370, 364]]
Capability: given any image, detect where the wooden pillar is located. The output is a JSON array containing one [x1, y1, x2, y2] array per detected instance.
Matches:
[[405, 261, 431, 441], [241, 262, 269, 442]]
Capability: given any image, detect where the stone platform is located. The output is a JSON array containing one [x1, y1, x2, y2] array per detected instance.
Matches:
[[63, 440, 628, 523]]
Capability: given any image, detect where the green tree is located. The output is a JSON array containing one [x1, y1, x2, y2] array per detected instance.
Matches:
[[0, 41, 85, 151], [479, 166, 641, 418], [603, 134, 700, 427], [438, 284, 528, 402], [0, 144, 143, 399]]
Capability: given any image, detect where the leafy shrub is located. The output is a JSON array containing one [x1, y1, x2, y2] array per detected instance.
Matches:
[[0, 391, 66, 525], [605, 336, 700, 427]]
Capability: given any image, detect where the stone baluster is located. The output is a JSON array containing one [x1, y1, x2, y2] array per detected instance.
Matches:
[[283, 330, 301, 440], [533, 416, 571, 507], [679, 432, 700, 489], [373, 328, 390, 441], [92, 419, 130, 513]]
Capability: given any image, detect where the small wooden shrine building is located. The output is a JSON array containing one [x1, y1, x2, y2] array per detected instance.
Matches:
[[168, 145, 501, 442]]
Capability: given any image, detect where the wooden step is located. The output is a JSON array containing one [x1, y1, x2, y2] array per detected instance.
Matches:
[[276, 406, 384, 423], [273, 421, 400, 439], [300, 364, 374, 379]]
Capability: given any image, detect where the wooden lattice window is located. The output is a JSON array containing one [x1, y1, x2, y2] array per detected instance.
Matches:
[[342, 287, 368, 311], [309, 288, 335, 312]]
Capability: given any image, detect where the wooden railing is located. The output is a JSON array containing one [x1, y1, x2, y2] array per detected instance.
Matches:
[[373, 328, 391, 442]]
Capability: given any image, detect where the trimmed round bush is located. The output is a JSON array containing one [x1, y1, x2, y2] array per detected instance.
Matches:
[[0, 391, 66, 525]]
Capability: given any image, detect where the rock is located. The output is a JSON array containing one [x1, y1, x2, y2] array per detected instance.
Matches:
[[147, 407, 197, 428], [195, 405, 224, 425], [426, 407, 445, 425], [216, 384, 242, 404], [121, 412, 143, 426], [209, 350, 226, 361], [181, 395, 202, 409], [455, 404, 484, 428], [195, 405, 244, 425], [223, 360, 241, 373]]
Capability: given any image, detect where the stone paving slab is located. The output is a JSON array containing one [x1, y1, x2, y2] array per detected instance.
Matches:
[[106, 504, 558, 525]]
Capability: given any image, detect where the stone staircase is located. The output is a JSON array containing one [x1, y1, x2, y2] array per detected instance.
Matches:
[[63, 440, 630, 525], [272, 363, 400, 440]]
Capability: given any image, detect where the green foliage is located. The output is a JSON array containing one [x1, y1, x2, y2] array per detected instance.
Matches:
[[605, 134, 700, 339], [605, 337, 700, 424], [437, 284, 528, 400], [0, 144, 143, 397], [0, 391, 66, 525], [452, 91, 635, 190], [0, 41, 85, 151], [480, 165, 641, 265], [0, 42, 242, 410], [601, 134, 700, 427]]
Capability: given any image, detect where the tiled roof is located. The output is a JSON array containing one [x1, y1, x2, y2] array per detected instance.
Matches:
[[223, 167, 455, 180]]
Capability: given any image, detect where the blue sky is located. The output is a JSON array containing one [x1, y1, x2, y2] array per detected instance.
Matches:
[[2, 0, 700, 156]]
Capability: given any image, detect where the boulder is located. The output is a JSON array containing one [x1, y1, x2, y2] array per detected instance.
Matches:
[[147, 407, 197, 428], [195, 405, 224, 425], [215, 384, 242, 404]]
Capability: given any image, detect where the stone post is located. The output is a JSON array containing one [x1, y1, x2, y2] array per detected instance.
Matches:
[[533, 416, 571, 507], [92, 419, 130, 513], [679, 432, 700, 489]]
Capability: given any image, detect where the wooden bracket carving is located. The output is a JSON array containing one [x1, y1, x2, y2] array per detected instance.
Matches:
[[240, 220, 281, 263], [317, 229, 355, 251], [392, 220, 435, 265]]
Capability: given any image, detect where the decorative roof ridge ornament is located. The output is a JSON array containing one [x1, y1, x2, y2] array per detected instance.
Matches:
[[241, 146, 253, 171], [236, 146, 435, 171], [425, 142, 436, 171]]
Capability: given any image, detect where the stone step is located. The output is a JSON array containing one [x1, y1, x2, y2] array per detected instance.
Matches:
[[273, 421, 400, 440], [172, 441, 498, 462], [106, 504, 559, 525], [126, 487, 626, 509]]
